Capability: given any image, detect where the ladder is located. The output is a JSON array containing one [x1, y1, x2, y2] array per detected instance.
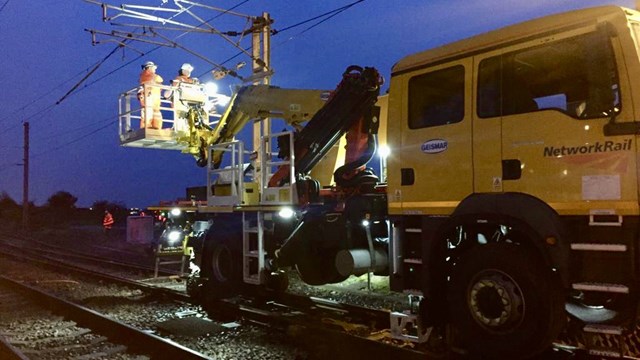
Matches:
[[242, 211, 265, 284], [567, 210, 634, 358]]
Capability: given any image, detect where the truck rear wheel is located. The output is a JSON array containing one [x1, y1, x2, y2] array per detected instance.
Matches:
[[448, 242, 565, 358]]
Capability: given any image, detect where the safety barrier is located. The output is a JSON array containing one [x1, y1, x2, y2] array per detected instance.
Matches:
[[117, 83, 222, 150]]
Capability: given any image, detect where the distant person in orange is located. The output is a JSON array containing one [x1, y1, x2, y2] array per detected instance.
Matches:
[[102, 210, 114, 236], [138, 61, 164, 129]]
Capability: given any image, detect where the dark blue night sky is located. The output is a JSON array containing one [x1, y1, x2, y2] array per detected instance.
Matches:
[[0, 0, 634, 207]]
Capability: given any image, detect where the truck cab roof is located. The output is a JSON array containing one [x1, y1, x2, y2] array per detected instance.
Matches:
[[392, 5, 634, 76]]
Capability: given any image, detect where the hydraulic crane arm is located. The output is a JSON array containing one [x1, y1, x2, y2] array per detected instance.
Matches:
[[268, 66, 383, 190], [206, 85, 328, 168]]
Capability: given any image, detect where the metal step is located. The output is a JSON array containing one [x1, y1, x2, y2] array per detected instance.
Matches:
[[245, 250, 259, 258], [572, 282, 629, 294], [588, 348, 621, 358], [584, 324, 624, 335], [404, 258, 422, 264], [405, 228, 422, 233], [571, 243, 627, 252], [589, 212, 622, 227]]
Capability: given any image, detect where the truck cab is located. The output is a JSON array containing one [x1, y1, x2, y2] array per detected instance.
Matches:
[[385, 6, 640, 358]]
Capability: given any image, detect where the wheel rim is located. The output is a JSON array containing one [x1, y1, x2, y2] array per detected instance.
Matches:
[[212, 246, 232, 282], [467, 269, 525, 333]]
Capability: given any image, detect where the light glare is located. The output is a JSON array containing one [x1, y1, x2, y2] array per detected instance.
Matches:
[[168, 230, 181, 242], [278, 207, 295, 219], [205, 82, 219, 95], [378, 145, 391, 158]]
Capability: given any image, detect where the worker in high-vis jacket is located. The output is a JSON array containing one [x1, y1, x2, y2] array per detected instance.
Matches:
[[102, 210, 114, 236], [174, 63, 196, 85], [138, 61, 164, 129], [167, 63, 197, 133]]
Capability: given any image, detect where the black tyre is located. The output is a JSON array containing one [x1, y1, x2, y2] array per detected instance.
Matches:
[[448, 242, 565, 359], [201, 221, 243, 300]]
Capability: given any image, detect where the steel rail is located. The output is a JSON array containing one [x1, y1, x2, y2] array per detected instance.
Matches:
[[0, 232, 177, 276], [0, 235, 607, 359], [0, 247, 192, 302], [0, 275, 211, 360], [0, 335, 29, 360], [0, 244, 434, 359]]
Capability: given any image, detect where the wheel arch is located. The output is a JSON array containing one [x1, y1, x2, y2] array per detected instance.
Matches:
[[432, 192, 571, 286]]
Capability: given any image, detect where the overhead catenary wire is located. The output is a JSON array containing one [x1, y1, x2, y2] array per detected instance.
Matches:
[[4, 104, 56, 133], [31, 116, 118, 159], [273, 0, 364, 35], [0, 0, 10, 15], [5, 0, 362, 163], [66, 0, 252, 98], [197, 0, 366, 78], [17, 0, 253, 161], [33, 114, 115, 142], [0, 0, 174, 129], [55, 44, 122, 105], [1, 0, 252, 177], [0, 64, 99, 126]]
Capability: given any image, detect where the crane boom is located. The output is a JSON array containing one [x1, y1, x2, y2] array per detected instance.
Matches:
[[207, 85, 329, 168]]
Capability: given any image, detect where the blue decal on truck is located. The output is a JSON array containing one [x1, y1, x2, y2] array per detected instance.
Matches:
[[422, 139, 448, 154]]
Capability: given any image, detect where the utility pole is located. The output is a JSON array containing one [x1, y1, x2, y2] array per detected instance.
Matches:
[[252, 13, 272, 187], [22, 122, 29, 231]]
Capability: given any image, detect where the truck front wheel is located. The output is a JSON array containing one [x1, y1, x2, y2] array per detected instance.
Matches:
[[448, 242, 565, 358], [201, 226, 243, 300]]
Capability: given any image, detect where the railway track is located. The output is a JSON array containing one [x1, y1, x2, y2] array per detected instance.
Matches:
[[2, 230, 633, 359], [0, 235, 434, 359], [0, 274, 209, 359], [0, 231, 176, 278]]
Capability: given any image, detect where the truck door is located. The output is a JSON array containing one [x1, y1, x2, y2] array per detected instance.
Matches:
[[474, 27, 637, 211], [391, 59, 473, 215]]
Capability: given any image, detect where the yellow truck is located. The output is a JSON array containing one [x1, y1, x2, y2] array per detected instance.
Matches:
[[118, 5, 640, 358]]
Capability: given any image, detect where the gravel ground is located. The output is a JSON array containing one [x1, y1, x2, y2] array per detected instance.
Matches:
[[0, 255, 309, 360], [29, 225, 412, 312], [0, 226, 429, 359], [0, 280, 149, 360]]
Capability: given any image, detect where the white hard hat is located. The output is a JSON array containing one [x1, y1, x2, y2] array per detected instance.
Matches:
[[181, 63, 194, 72], [142, 61, 157, 69]]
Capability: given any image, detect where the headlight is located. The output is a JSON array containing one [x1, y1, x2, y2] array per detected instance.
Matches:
[[170, 208, 182, 217], [378, 145, 391, 159], [167, 230, 182, 243], [278, 207, 295, 219]]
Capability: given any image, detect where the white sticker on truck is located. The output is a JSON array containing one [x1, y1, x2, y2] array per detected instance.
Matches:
[[582, 175, 621, 200]]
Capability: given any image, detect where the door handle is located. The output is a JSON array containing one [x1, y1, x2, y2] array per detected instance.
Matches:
[[401, 168, 415, 185], [502, 159, 521, 180]]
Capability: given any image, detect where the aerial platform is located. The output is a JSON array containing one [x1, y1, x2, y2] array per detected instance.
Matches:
[[118, 83, 222, 151], [120, 128, 184, 150]]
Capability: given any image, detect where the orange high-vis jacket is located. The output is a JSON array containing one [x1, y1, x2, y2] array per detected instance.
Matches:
[[140, 69, 163, 85], [172, 74, 195, 85], [103, 213, 114, 229]]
